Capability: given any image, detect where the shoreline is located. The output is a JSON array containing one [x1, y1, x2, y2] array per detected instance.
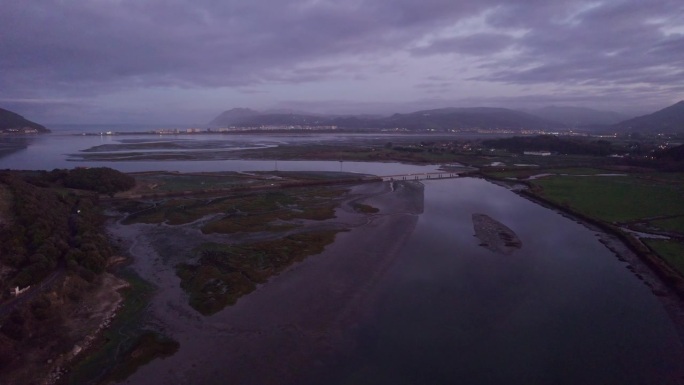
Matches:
[[481, 175, 684, 343]]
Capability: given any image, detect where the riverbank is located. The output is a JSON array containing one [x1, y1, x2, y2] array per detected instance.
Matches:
[[482, 174, 684, 344]]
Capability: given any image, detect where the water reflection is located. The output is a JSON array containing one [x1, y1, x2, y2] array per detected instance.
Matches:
[[319, 178, 684, 385], [0, 136, 34, 161]]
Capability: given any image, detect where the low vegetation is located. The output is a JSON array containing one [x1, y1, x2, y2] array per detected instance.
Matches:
[[123, 186, 346, 234], [91, 332, 179, 384], [351, 202, 380, 214], [177, 230, 343, 315], [644, 240, 684, 276]]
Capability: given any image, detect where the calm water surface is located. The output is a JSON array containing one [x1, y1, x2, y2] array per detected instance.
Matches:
[[317, 179, 684, 385], [0, 132, 443, 174]]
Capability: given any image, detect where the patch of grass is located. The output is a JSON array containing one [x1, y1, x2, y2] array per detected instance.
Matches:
[[176, 230, 343, 315], [201, 212, 300, 234], [147, 174, 248, 192], [484, 167, 615, 179], [67, 269, 174, 385], [650, 217, 684, 235], [351, 202, 379, 214], [532, 175, 684, 223], [644, 239, 684, 276], [125, 187, 345, 234], [100, 332, 179, 384]]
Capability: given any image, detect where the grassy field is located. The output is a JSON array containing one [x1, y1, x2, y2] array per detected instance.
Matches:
[[122, 186, 346, 234], [650, 217, 684, 234], [525, 172, 684, 277], [644, 240, 684, 276], [134, 173, 254, 192], [531, 175, 684, 223], [484, 167, 621, 180]]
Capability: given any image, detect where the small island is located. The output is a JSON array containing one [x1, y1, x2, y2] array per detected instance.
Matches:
[[472, 213, 522, 254]]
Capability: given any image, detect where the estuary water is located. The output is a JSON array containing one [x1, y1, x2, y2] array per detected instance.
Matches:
[[118, 178, 684, 385], [316, 179, 684, 385], [0, 131, 443, 174], [2, 131, 683, 384]]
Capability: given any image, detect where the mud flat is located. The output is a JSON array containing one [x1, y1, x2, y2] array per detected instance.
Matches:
[[472, 213, 522, 255], [107, 180, 424, 385]]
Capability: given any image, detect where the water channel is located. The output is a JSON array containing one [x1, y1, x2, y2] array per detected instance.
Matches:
[[318, 178, 684, 385]]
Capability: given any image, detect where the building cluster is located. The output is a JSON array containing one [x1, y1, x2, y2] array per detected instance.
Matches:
[[0, 127, 41, 134]]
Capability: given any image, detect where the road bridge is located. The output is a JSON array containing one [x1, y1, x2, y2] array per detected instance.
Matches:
[[380, 172, 461, 182]]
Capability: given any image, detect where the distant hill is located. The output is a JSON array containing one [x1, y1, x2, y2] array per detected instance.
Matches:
[[614, 101, 684, 133], [528, 106, 629, 127], [379, 107, 564, 131], [209, 108, 261, 126], [0, 108, 49, 134], [209, 107, 565, 131]]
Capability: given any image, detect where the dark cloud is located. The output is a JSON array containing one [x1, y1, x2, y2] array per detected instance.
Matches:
[[0, 0, 682, 122], [475, 0, 684, 91]]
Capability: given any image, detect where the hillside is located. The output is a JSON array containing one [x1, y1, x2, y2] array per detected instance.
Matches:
[[209, 108, 260, 126], [614, 101, 684, 133], [528, 106, 629, 127], [209, 107, 565, 131], [0, 108, 49, 134], [380, 107, 564, 131]]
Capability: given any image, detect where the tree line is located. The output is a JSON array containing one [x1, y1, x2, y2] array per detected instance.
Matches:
[[0, 168, 134, 294]]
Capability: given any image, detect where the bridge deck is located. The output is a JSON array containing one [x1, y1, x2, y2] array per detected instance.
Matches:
[[380, 172, 460, 181]]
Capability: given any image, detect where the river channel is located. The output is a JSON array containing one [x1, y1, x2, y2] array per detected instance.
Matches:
[[116, 177, 684, 385], [316, 178, 684, 385], [2, 132, 684, 384]]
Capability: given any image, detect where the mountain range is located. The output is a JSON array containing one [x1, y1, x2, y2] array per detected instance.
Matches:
[[0, 108, 49, 134], [210, 107, 564, 131], [613, 101, 684, 133], [526, 106, 629, 127], [210, 101, 684, 133]]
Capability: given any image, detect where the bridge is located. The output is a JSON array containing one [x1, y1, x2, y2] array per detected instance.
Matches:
[[380, 172, 461, 182]]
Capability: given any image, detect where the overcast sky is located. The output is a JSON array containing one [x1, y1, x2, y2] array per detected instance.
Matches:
[[1, 0, 683, 124]]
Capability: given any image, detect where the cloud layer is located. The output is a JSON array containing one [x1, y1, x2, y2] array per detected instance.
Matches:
[[1, 0, 682, 122]]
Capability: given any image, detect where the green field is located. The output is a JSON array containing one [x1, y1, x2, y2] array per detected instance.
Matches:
[[527, 172, 684, 278], [532, 175, 684, 223], [650, 217, 684, 234], [484, 167, 620, 180], [644, 240, 684, 276]]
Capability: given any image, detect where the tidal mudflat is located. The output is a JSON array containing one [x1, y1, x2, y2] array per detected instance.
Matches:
[[107, 180, 424, 384]]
